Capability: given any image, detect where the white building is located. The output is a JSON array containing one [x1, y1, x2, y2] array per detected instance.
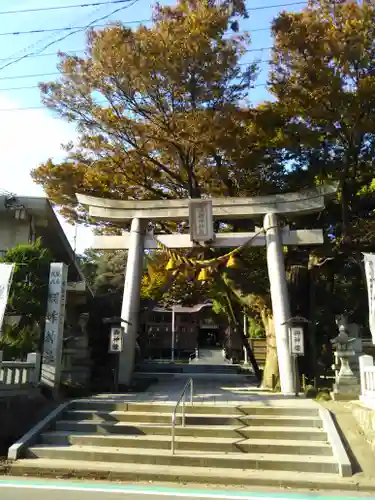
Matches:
[[0, 193, 92, 386], [0, 193, 83, 282]]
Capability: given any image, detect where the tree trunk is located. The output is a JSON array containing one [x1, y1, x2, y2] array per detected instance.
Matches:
[[222, 291, 261, 383], [236, 325, 261, 383], [260, 310, 279, 390]]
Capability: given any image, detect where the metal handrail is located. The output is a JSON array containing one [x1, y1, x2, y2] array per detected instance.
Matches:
[[171, 378, 193, 455]]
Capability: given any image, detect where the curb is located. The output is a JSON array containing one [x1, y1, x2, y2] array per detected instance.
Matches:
[[7, 401, 71, 460], [318, 406, 352, 477], [5, 463, 375, 493]]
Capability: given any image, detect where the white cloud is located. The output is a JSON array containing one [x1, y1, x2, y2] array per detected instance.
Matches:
[[0, 94, 93, 253], [0, 94, 74, 196]]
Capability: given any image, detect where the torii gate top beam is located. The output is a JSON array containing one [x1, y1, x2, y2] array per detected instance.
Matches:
[[76, 183, 337, 221]]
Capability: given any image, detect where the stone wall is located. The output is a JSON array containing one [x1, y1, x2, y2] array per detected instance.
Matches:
[[351, 402, 375, 452], [0, 392, 56, 456]]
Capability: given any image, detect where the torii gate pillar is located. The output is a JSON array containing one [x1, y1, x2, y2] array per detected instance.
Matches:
[[264, 213, 294, 394], [119, 218, 145, 386]]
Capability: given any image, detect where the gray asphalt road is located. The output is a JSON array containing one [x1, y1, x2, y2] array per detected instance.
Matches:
[[0, 479, 374, 500], [0, 488, 205, 500]]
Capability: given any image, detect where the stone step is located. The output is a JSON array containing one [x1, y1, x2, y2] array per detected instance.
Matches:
[[183, 365, 239, 372], [238, 425, 327, 440], [54, 420, 328, 440], [136, 363, 242, 373], [62, 410, 323, 427], [26, 445, 338, 474], [11, 458, 361, 491], [71, 401, 319, 417], [134, 372, 255, 380], [40, 431, 333, 456]]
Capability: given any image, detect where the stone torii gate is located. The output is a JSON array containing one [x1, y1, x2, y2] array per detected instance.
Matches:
[[76, 184, 336, 395]]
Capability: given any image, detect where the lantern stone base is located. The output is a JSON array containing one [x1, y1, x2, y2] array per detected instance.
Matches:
[[330, 348, 360, 401], [331, 390, 360, 401], [330, 376, 360, 401]]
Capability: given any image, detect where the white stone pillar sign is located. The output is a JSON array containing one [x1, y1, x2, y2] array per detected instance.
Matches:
[[41, 262, 68, 390], [363, 253, 375, 344]]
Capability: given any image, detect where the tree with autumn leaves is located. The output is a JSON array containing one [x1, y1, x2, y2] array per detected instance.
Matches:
[[33, 0, 264, 220], [32, 0, 375, 388], [269, 0, 375, 249]]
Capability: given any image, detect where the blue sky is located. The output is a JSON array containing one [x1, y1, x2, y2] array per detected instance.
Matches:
[[0, 0, 306, 253]]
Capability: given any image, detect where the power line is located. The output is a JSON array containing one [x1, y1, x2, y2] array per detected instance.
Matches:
[[0, 0, 124, 69], [0, 47, 272, 81], [0, 20, 149, 37], [0, 45, 269, 62], [0, 0, 134, 16], [0, 82, 270, 111], [0, 1, 306, 35], [251, 0, 305, 9], [0, 30, 271, 62], [0, 0, 306, 17], [0, 0, 139, 73], [0, 72, 59, 81], [0, 51, 80, 63], [0, 24, 275, 38], [0, 0, 303, 76], [0, 58, 273, 91]]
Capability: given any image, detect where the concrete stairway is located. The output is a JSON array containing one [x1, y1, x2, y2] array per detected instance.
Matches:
[[190, 347, 231, 365], [136, 360, 247, 375], [135, 351, 256, 379], [8, 399, 351, 487], [136, 363, 243, 375]]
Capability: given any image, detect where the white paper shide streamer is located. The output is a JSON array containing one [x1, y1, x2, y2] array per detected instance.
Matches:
[[363, 253, 375, 344]]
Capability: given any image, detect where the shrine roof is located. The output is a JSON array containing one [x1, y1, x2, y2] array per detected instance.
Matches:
[[152, 302, 213, 314]]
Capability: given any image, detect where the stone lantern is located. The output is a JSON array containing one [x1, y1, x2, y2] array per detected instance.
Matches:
[[330, 318, 360, 401]]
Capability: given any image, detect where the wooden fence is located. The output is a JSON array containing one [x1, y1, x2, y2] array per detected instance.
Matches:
[[249, 338, 267, 367]]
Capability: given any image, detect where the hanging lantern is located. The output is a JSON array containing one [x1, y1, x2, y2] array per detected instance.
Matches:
[[197, 267, 209, 281], [226, 254, 238, 268]]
